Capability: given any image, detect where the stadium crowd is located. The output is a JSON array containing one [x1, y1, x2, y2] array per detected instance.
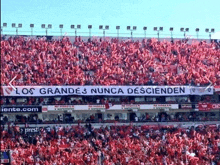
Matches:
[[1, 36, 220, 86], [1, 35, 220, 165], [1, 124, 219, 165]]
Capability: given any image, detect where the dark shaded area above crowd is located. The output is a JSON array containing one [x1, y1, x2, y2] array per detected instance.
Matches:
[[1, 94, 218, 105]]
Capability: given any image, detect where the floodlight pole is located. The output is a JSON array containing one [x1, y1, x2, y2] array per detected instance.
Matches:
[[12, 24, 21, 35], [171, 31, 173, 40], [1, 23, 7, 35], [16, 28, 18, 35], [196, 32, 199, 40], [42, 25, 50, 36], [43, 28, 49, 36], [44, 28, 51, 36], [209, 32, 211, 41], [117, 29, 119, 39], [181, 30, 188, 39], [71, 27, 80, 38], [89, 29, 91, 39], [60, 29, 62, 37], [155, 29, 161, 41], [206, 29, 214, 42], [144, 30, 146, 39], [184, 30, 189, 39], [100, 29, 106, 41], [154, 28, 162, 41], [14, 27, 20, 35], [103, 30, 105, 40], [31, 28, 33, 36], [157, 31, 160, 40], [127, 29, 135, 40], [100, 27, 108, 41]]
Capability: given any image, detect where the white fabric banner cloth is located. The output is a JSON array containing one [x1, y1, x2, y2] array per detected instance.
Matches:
[[2, 86, 213, 96]]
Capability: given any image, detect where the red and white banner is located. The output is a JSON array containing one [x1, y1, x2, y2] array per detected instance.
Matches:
[[1, 159, 9, 163], [215, 86, 220, 92], [210, 103, 220, 110], [42, 106, 48, 112], [198, 103, 211, 111], [198, 103, 220, 111]]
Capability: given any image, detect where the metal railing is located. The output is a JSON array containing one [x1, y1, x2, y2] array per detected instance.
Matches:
[[1, 30, 216, 41]]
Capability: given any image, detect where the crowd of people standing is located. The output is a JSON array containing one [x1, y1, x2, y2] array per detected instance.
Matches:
[[1, 36, 220, 86], [1, 123, 219, 164]]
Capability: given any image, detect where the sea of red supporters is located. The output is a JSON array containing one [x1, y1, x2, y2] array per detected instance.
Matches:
[[1, 36, 220, 86], [1, 124, 219, 165]]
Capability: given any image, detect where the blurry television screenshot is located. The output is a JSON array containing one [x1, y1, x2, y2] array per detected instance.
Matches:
[[0, 0, 220, 164]]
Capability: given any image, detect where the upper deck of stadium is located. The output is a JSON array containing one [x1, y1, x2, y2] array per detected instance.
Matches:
[[1, 34, 220, 87]]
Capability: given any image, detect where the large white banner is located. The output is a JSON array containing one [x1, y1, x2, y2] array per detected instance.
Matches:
[[2, 86, 213, 96]]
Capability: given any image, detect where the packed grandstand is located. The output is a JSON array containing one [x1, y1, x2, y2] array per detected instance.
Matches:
[[1, 124, 220, 164], [1, 36, 220, 86], [1, 35, 220, 165]]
